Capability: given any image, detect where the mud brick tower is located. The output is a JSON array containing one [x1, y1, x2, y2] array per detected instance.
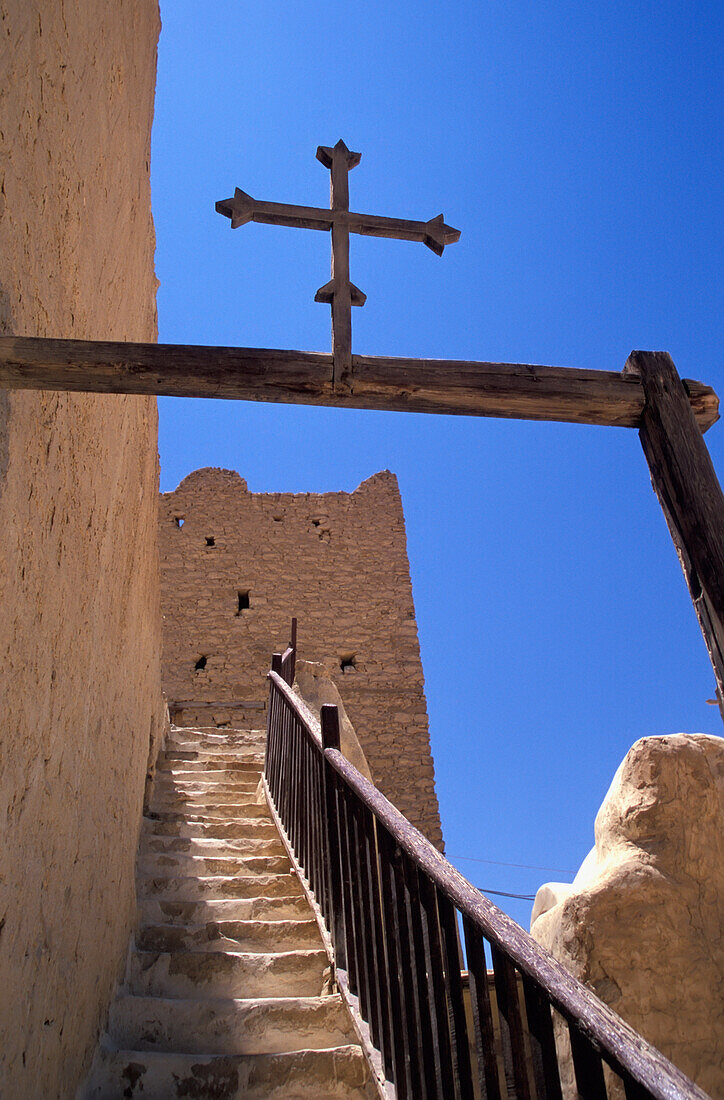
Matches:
[[160, 466, 443, 848]]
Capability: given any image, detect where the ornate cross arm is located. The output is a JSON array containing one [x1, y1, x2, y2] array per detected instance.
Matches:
[[215, 140, 460, 388], [215, 189, 460, 256]]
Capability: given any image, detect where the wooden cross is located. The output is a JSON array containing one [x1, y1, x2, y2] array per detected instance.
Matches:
[[216, 139, 460, 388]]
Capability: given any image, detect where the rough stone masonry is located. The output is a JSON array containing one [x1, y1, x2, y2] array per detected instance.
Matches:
[[160, 466, 444, 848]]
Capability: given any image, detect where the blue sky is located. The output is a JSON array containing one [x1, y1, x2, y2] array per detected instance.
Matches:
[[152, 1, 723, 927]]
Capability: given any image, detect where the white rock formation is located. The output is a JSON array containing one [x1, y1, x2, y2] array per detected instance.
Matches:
[[531, 733, 724, 1096]]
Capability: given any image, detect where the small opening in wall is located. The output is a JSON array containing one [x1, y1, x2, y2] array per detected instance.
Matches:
[[311, 519, 321, 527], [194, 655, 207, 671], [236, 591, 250, 615], [174, 516, 185, 527], [340, 653, 357, 672], [205, 536, 215, 546], [273, 515, 283, 522]]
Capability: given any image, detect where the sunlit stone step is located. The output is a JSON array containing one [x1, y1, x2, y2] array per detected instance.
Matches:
[[140, 834, 285, 858], [136, 918, 321, 954], [168, 726, 266, 747], [164, 739, 266, 758], [84, 1044, 374, 1099], [139, 894, 309, 927], [154, 792, 266, 812], [156, 756, 264, 774], [153, 776, 262, 795], [127, 947, 328, 999], [146, 803, 271, 823], [137, 872, 303, 903], [107, 993, 356, 1055], [137, 852, 290, 878], [142, 816, 277, 841]]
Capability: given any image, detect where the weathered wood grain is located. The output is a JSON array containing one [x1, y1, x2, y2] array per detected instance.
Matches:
[[626, 350, 724, 701], [0, 336, 718, 430]]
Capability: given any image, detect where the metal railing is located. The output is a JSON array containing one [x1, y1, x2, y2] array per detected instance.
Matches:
[[264, 627, 706, 1100]]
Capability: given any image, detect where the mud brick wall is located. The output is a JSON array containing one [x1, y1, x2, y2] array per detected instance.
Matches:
[[160, 467, 443, 848], [0, 2, 164, 1095]]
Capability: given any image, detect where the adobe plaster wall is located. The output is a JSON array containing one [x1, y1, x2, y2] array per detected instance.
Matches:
[[531, 734, 724, 1096], [0, 3, 164, 1095], [160, 467, 443, 848]]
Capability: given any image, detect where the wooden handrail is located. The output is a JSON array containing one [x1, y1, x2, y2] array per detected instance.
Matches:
[[267, 666, 707, 1099]]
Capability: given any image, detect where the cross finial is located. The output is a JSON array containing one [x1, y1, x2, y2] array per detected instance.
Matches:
[[216, 141, 460, 389]]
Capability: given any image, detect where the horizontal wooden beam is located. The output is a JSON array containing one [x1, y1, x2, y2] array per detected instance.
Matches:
[[0, 335, 718, 431]]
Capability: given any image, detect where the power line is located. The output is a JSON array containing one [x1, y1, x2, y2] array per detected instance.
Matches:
[[477, 887, 538, 901], [449, 854, 575, 875]]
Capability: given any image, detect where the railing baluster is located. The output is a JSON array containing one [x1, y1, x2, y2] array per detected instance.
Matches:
[[521, 972, 563, 1099], [568, 1025, 608, 1100], [418, 873, 457, 1098], [491, 945, 533, 1100], [342, 785, 372, 1021], [301, 731, 311, 871], [337, 779, 360, 995], [403, 855, 439, 1098], [361, 806, 395, 1082], [390, 836, 426, 1097], [377, 825, 412, 1098], [623, 1076, 650, 1100], [462, 915, 503, 1100], [437, 890, 475, 1100], [310, 747, 324, 906], [321, 706, 345, 967], [350, 799, 384, 1053]]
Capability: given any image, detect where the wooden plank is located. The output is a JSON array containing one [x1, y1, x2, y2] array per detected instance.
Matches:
[[625, 351, 724, 701], [0, 336, 718, 430]]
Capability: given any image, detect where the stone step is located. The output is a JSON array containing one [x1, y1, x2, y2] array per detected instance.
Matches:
[[136, 918, 321, 954], [156, 765, 264, 782], [139, 894, 310, 926], [107, 993, 356, 1055], [84, 1044, 373, 1099], [143, 816, 277, 840], [164, 746, 266, 762], [140, 835, 285, 858], [127, 947, 328, 999], [147, 803, 271, 823], [152, 792, 266, 812], [153, 775, 262, 794], [162, 743, 265, 761], [137, 872, 303, 902], [137, 853, 291, 878], [159, 752, 265, 769], [149, 808, 272, 828], [170, 725, 266, 742]]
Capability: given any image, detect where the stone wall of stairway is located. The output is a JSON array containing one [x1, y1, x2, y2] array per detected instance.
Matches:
[[160, 467, 443, 848], [0, 3, 164, 1096]]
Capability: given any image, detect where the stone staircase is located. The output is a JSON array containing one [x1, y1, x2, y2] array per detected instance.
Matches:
[[81, 725, 375, 1099]]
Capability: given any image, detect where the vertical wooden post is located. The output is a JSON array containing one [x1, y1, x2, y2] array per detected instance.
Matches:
[[329, 145, 353, 389], [289, 616, 298, 683], [625, 350, 724, 715], [321, 704, 347, 969]]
